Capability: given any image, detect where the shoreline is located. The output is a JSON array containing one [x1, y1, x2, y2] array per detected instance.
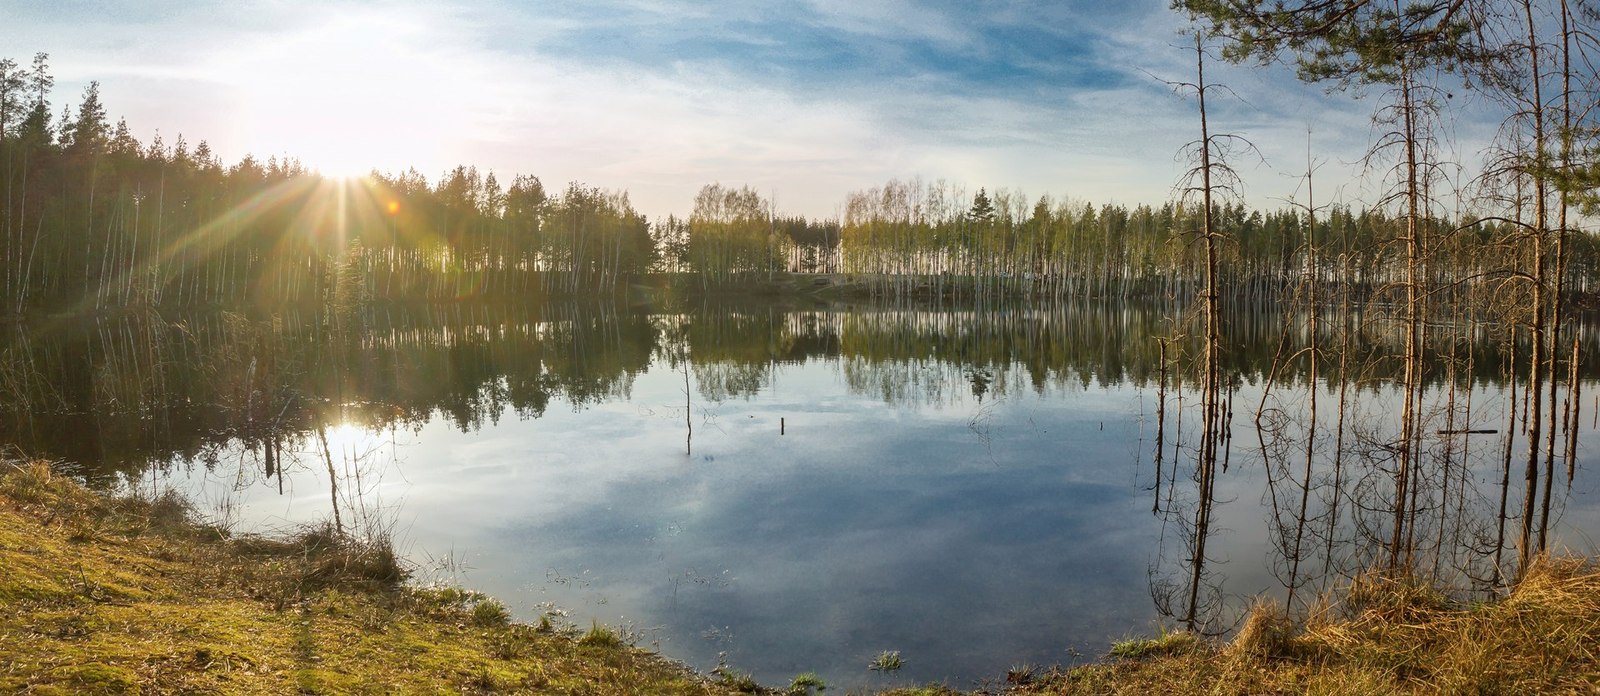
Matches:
[[4, 460, 1600, 694], [0, 461, 753, 695]]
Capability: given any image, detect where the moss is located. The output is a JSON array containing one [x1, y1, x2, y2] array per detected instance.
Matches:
[[45, 663, 142, 695]]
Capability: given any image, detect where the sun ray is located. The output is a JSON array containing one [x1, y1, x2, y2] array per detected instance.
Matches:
[[63, 172, 436, 316]]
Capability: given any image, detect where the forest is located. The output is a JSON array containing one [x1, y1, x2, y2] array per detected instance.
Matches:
[[0, 37, 1594, 313]]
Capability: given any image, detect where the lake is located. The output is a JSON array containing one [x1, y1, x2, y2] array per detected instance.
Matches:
[[6, 299, 1599, 689]]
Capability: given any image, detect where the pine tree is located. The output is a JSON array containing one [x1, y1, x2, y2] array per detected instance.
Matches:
[[968, 187, 996, 222]]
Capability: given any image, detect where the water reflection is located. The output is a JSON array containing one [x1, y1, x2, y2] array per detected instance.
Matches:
[[0, 300, 1596, 688]]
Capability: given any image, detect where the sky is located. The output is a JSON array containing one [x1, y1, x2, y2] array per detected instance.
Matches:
[[2, 0, 1498, 219]]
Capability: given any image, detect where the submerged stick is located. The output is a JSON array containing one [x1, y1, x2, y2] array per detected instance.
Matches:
[[317, 425, 344, 537]]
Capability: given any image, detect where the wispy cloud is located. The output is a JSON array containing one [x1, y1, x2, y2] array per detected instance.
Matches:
[[1, 0, 1505, 217]]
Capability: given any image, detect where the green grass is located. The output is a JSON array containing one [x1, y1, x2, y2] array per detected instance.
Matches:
[[1107, 627, 1201, 660], [787, 671, 826, 694], [578, 621, 624, 648], [870, 650, 905, 672], [712, 664, 761, 693], [472, 597, 512, 627]]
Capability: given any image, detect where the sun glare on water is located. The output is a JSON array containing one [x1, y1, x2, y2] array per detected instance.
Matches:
[[321, 422, 380, 457]]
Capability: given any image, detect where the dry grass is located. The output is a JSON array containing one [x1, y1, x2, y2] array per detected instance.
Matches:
[[1228, 597, 1296, 661], [0, 459, 743, 695], [1018, 560, 1600, 695], [10, 458, 1600, 695]]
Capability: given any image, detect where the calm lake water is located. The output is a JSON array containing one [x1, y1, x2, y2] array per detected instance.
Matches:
[[7, 300, 1600, 689]]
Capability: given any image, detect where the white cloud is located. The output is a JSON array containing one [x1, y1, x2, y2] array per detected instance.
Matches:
[[800, 0, 973, 49], [2, 0, 1512, 219]]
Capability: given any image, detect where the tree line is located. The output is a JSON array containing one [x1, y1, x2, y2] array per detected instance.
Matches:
[[5, 50, 1597, 314]]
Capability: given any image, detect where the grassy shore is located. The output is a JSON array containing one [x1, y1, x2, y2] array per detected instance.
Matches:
[[1012, 557, 1600, 694], [0, 461, 750, 695], [3, 460, 1599, 695]]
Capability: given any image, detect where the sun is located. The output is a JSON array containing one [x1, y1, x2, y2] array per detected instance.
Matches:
[[315, 157, 375, 181], [217, 6, 493, 180]]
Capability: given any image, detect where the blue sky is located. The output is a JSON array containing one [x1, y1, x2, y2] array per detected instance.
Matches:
[[1, 0, 1491, 218]]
